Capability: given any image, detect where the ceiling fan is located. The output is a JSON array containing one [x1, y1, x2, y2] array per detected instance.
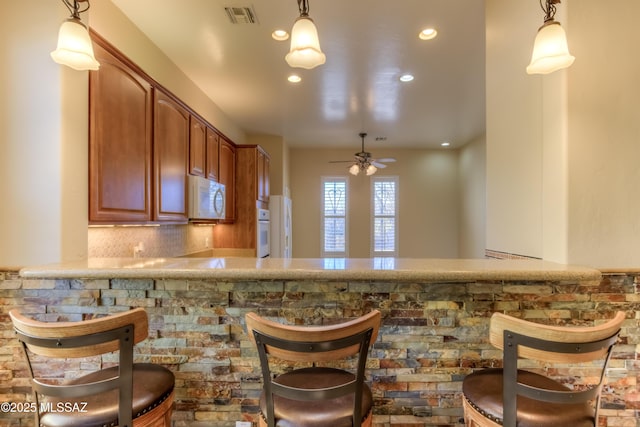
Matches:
[[330, 132, 396, 176]]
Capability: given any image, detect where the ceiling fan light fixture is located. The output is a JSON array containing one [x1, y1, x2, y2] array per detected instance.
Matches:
[[526, 0, 574, 75], [330, 133, 395, 177], [51, 0, 99, 71], [285, 0, 325, 69]]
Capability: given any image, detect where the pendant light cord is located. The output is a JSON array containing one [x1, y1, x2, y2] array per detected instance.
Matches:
[[297, 0, 310, 17], [540, 0, 560, 23], [60, 0, 90, 20]]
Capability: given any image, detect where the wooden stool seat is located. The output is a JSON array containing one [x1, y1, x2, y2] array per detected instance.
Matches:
[[39, 364, 174, 427], [463, 368, 594, 427], [246, 310, 381, 427], [259, 367, 373, 427]]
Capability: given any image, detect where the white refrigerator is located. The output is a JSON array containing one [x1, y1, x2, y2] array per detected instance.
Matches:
[[269, 195, 292, 258]]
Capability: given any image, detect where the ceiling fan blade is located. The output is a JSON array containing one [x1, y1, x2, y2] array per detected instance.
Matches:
[[329, 160, 354, 163], [371, 161, 387, 168], [375, 157, 396, 163]]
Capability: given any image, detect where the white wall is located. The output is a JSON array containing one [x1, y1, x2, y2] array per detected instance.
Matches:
[[290, 147, 460, 258]]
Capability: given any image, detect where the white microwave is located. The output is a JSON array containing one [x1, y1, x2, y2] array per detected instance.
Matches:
[[188, 175, 225, 220]]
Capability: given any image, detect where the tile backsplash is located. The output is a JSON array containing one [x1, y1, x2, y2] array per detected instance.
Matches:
[[88, 224, 214, 258]]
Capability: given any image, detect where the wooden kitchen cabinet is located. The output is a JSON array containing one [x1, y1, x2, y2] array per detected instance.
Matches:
[[214, 144, 269, 250], [218, 137, 236, 222], [89, 42, 153, 223], [189, 115, 206, 177], [257, 147, 270, 203], [237, 145, 270, 208], [89, 33, 235, 225], [205, 128, 220, 181], [153, 89, 189, 222], [189, 115, 219, 181]]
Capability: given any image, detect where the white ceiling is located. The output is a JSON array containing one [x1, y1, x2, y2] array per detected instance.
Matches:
[[110, 0, 486, 149]]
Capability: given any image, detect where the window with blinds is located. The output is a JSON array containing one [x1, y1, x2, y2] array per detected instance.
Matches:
[[372, 177, 398, 256], [321, 177, 347, 256]]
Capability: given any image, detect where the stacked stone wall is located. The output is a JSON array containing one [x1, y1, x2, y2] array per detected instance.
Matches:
[[0, 270, 638, 426]]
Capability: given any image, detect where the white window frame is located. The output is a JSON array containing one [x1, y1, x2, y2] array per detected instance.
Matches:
[[371, 176, 399, 257], [321, 176, 348, 257]]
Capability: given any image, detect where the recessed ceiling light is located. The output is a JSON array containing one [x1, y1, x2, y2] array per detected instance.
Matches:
[[288, 74, 302, 83], [272, 29, 290, 41], [419, 28, 438, 40], [399, 74, 414, 82], [441, 141, 451, 147]]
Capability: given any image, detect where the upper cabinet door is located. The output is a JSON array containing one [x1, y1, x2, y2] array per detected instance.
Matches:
[[219, 138, 236, 222], [264, 154, 270, 201], [189, 115, 206, 177], [89, 42, 153, 223], [189, 116, 220, 182], [205, 127, 220, 182], [154, 89, 189, 223], [258, 148, 270, 203]]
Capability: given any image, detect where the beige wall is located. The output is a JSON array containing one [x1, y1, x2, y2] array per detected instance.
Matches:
[[486, 0, 546, 259], [486, 0, 570, 262], [566, 0, 640, 268], [459, 135, 487, 258], [486, 0, 640, 268], [0, 1, 87, 267], [290, 147, 461, 258]]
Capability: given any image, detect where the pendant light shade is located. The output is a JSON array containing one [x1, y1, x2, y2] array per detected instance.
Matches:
[[526, 0, 573, 75], [51, 0, 99, 71], [51, 17, 99, 70], [349, 164, 360, 176], [526, 21, 574, 74], [285, 0, 325, 69]]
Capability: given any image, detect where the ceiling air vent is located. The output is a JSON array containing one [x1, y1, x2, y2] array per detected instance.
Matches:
[[225, 6, 258, 24]]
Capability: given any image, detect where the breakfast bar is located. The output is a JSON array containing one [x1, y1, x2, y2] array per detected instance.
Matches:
[[2, 258, 638, 427]]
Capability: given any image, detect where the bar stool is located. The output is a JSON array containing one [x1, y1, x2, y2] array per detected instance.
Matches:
[[245, 310, 381, 427], [10, 308, 175, 427], [462, 311, 625, 427]]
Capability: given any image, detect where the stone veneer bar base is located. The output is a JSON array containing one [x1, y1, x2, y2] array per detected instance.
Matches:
[[0, 268, 638, 427]]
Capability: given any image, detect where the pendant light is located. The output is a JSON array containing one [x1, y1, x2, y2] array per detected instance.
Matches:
[[51, 0, 100, 71], [526, 0, 574, 75], [285, 0, 326, 69]]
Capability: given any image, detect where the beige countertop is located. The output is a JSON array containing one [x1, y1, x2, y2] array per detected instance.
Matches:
[[18, 257, 602, 282]]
